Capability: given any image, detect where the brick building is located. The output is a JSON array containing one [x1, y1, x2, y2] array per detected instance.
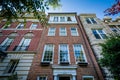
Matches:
[[0, 13, 43, 80], [27, 12, 104, 80]]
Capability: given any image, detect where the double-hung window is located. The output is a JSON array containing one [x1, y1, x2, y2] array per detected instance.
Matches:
[[73, 44, 86, 62], [37, 76, 47, 80], [5, 59, 19, 73], [86, 18, 97, 24], [0, 38, 13, 51], [59, 44, 69, 63], [42, 44, 54, 62], [17, 23, 24, 29], [92, 29, 107, 39], [15, 38, 31, 51], [48, 27, 56, 36], [60, 27, 67, 36], [67, 17, 72, 21], [71, 27, 78, 36], [30, 23, 37, 29]]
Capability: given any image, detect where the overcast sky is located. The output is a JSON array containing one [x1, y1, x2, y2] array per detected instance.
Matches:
[[47, 0, 120, 20]]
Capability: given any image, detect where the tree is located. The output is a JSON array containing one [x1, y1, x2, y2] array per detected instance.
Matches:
[[99, 33, 120, 80], [104, 0, 120, 15], [0, 0, 61, 27]]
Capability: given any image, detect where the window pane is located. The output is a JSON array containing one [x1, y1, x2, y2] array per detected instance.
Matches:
[[98, 30, 107, 39], [48, 27, 56, 36], [53, 17, 58, 22], [60, 27, 67, 36], [71, 27, 78, 36], [60, 17, 65, 22], [67, 17, 72, 21], [17, 23, 24, 29], [92, 30, 101, 39], [59, 44, 68, 62], [43, 44, 53, 62], [90, 18, 97, 24], [31, 23, 37, 29], [86, 18, 91, 24], [38, 76, 47, 80]]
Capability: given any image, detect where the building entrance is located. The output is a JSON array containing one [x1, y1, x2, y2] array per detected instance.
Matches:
[[59, 77, 70, 80]]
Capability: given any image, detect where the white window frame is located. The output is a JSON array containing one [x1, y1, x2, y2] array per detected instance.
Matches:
[[92, 29, 107, 39], [16, 23, 24, 29], [48, 27, 56, 36], [59, 27, 67, 36], [59, 44, 70, 64], [71, 27, 79, 36], [30, 23, 37, 29], [42, 44, 54, 63], [73, 44, 87, 64], [82, 76, 94, 80], [37, 76, 47, 80]]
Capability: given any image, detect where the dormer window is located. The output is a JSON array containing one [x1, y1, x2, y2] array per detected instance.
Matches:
[[60, 17, 65, 22], [53, 17, 58, 22], [67, 17, 72, 21]]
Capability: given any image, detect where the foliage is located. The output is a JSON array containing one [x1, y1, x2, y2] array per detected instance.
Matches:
[[104, 0, 120, 15], [0, 0, 61, 27], [8, 73, 18, 80], [99, 33, 120, 80]]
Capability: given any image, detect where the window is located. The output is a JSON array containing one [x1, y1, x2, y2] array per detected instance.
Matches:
[[0, 38, 14, 51], [60, 17, 65, 22], [73, 44, 86, 62], [42, 44, 54, 62], [30, 23, 37, 29], [14, 38, 31, 51], [53, 17, 58, 22], [48, 27, 56, 36], [83, 76, 94, 80], [92, 29, 107, 39], [86, 18, 97, 24], [60, 27, 67, 36], [67, 17, 72, 21], [109, 25, 120, 32], [59, 44, 69, 63], [37, 76, 47, 80], [5, 59, 19, 73], [71, 27, 78, 36], [17, 23, 24, 29]]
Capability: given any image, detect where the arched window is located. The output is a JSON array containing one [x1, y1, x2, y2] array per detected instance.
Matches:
[[0, 32, 17, 51], [14, 33, 33, 51]]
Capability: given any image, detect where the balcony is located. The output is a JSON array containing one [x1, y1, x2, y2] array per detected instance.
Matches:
[[13, 46, 29, 51]]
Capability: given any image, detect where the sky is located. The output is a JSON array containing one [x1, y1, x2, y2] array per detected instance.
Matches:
[[47, 0, 120, 20]]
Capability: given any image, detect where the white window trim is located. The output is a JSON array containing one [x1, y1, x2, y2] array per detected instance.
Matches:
[[86, 18, 97, 24], [73, 44, 87, 64], [82, 76, 94, 80], [41, 44, 54, 64], [71, 27, 79, 36], [58, 44, 70, 64], [48, 27, 56, 36], [59, 27, 67, 36]]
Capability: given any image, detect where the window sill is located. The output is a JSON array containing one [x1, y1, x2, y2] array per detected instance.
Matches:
[[40, 62, 50, 66], [60, 62, 69, 65], [77, 62, 88, 66]]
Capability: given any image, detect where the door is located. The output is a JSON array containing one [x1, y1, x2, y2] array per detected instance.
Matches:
[[59, 77, 70, 80]]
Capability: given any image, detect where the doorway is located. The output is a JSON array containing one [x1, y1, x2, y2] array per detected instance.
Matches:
[[59, 76, 70, 80]]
